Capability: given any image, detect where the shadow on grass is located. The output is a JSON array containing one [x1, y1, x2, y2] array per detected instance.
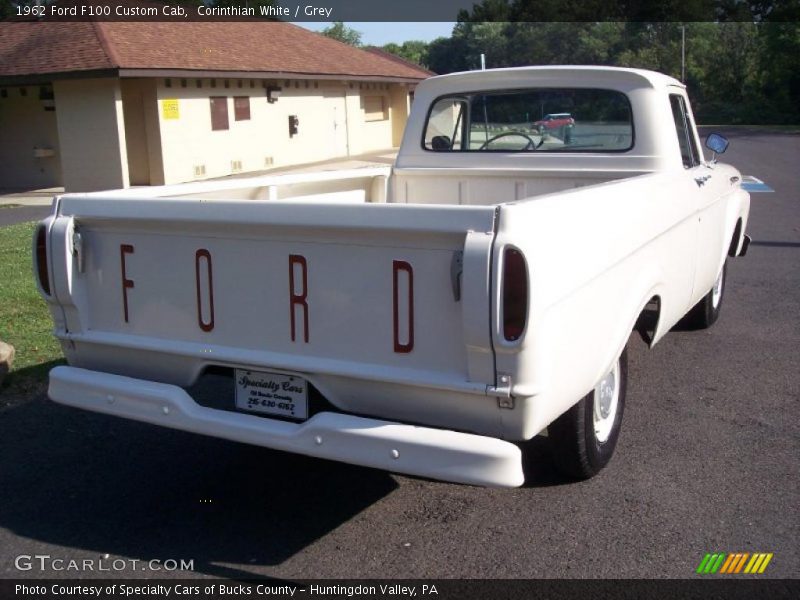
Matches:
[[0, 359, 65, 399]]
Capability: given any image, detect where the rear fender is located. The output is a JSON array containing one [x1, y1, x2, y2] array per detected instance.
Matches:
[[505, 266, 666, 441]]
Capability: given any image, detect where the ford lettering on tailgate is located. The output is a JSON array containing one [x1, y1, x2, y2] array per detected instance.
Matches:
[[81, 232, 468, 375]]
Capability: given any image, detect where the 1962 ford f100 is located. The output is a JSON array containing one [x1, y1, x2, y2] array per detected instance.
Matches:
[[35, 67, 750, 487]]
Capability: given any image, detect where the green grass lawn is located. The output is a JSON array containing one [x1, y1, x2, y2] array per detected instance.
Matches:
[[0, 222, 64, 386]]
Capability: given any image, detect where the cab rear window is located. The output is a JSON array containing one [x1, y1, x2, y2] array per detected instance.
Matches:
[[423, 88, 633, 153]]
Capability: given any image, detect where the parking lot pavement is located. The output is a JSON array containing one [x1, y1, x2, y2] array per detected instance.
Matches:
[[0, 189, 58, 227], [0, 132, 797, 581], [0, 188, 59, 207], [0, 205, 53, 227]]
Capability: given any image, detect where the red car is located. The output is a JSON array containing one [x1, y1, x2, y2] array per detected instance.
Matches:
[[533, 113, 575, 133]]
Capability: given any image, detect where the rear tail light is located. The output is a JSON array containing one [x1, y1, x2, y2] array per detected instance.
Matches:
[[502, 247, 528, 341], [34, 224, 51, 295]]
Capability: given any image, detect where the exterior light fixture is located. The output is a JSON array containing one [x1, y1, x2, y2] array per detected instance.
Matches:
[[267, 86, 282, 103], [39, 85, 55, 110]]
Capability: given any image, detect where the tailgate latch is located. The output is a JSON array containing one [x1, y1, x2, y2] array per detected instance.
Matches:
[[450, 250, 463, 302], [488, 373, 514, 409], [72, 229, 85, 273]]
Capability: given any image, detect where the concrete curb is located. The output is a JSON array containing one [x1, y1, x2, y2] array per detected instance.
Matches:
[[0, 341, 15, 386]]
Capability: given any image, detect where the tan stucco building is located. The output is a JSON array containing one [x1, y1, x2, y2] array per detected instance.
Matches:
[[0, 22, 432, 192]]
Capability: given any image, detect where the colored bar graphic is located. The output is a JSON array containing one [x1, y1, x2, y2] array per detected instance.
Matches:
[[719, 554, 736, 574], [744, 554, 760, 573], [721, 553, 740, 574], [720, 553, 738, 574], [758, 554, 773, 573], [710, 554, 725, 573], [703, 553, 721, 574], [696, 554, 712, 574], [698, 552, 773, 575], [734, 553, 750, 573]]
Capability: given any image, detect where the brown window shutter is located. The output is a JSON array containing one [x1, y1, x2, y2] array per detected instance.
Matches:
[[210, 96, 229, 131], [234, 96, 251, 121]]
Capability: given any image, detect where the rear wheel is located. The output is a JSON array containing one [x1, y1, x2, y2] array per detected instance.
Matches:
[[685, 261, 726, 329], [548, 347, 627, 480]]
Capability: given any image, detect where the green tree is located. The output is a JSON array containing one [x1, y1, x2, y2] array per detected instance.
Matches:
[[1, 0, 16, 19], [425, 35, 471, 74], [421, 17, 800, 124], [381, 40, 430, 68], [321, 21, 362, 47], [756, 21, 800, 123], [456, 0, 512, 22]]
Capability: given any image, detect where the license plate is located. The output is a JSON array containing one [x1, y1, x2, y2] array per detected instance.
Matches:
[[234, 369, 308, 420]]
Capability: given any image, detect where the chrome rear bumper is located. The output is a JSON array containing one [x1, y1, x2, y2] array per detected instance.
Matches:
[[48, 366, 525, 488]]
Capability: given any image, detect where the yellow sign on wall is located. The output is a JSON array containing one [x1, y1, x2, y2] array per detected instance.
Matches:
[[162, 99, 180, 120]]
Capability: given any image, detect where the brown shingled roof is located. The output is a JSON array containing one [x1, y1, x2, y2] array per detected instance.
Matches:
[[364, 46, 436, 76], [0, 23, 114, 78], [0, 21, 432, 82]]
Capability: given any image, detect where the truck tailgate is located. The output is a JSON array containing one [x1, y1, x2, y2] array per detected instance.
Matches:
[[46, 196, 499, 401]]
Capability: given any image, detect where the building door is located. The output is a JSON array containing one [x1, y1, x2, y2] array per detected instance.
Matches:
[[332, 93, 349, 157], [121, 81, 151, 185]]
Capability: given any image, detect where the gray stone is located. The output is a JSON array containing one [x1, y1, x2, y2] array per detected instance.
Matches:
[[0, 340, 15, 386]]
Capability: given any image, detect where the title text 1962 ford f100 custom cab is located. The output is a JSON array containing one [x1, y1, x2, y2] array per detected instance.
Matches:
[[35, 67, 750, 487]]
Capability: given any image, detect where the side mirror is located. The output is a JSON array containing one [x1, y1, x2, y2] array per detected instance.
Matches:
[[705, 133, 729, 160]]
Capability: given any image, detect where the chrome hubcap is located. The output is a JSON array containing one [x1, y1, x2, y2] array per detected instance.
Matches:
[[711, 267, 724, 309], [593, 360, 620, 443]]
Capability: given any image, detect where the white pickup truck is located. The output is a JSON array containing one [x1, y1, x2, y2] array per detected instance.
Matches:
[[36, 67, 750, 487]]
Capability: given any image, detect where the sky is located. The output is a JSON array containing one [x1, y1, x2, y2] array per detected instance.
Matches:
[[296, 22, 457, 46]]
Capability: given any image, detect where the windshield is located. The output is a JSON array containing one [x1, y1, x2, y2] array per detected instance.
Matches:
[[423, 88, 633, 152]]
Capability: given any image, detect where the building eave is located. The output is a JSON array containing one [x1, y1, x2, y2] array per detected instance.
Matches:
[[0, 69, 119, 86], [0, 69, 426, 87], [116, 68, 425, 84]]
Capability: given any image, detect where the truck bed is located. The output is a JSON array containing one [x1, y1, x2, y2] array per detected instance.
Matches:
[[85, 164, 648, 206]]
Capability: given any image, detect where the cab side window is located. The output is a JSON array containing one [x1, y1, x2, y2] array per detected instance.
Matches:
[[670, 94, 699, 169]]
